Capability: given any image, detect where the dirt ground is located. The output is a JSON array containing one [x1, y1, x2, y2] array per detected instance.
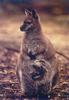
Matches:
[[0, 11, 69, 100]]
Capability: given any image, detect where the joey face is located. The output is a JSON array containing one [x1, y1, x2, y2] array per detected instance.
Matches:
[[20, 8, 41, 33]]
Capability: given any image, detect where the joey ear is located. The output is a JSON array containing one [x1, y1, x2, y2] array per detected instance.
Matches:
[[25, 8, 39, 19]]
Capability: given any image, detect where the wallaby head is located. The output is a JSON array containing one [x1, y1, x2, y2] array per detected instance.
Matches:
[[20, 8, 41, 33]]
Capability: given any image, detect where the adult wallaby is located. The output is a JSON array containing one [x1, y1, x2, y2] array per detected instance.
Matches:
[[16, 8, 59, 97]]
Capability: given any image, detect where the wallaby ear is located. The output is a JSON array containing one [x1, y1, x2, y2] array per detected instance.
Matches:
[[32, 9, 39, 19], [25, 8, 39, 19], [25, 9, 32, 16]]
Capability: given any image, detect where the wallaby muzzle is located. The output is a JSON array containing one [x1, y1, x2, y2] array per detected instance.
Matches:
[[20, 23, 33, 32], [20, 24, 27, 32]]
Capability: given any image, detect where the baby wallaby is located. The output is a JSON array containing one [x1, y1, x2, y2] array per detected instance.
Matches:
[[16, 8, 58, 97]]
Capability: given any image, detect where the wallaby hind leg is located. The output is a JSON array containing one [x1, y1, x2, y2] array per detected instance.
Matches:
[[16, 64, 25, 95], [24, 98, 39, 100]]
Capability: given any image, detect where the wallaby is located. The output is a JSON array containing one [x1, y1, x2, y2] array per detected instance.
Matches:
[[16, 8, 59, 97]]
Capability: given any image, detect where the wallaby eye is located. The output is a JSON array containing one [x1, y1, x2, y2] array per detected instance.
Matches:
[[27, 22, 32, 24], [24, 21, 32, 24]]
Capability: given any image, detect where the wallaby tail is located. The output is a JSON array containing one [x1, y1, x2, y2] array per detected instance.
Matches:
[[56, 51, 69, 61]]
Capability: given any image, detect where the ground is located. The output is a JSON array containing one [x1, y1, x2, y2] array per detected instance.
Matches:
[[0, 11, 69, 100]]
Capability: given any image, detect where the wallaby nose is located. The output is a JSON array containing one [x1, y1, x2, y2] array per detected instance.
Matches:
[[20, 25, 23, 31]]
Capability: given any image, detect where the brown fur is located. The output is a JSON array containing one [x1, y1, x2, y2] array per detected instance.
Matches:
[[16, 9, 59, 97]]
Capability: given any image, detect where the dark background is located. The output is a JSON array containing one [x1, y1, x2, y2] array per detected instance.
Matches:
[[0, 0, 69, 15]]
